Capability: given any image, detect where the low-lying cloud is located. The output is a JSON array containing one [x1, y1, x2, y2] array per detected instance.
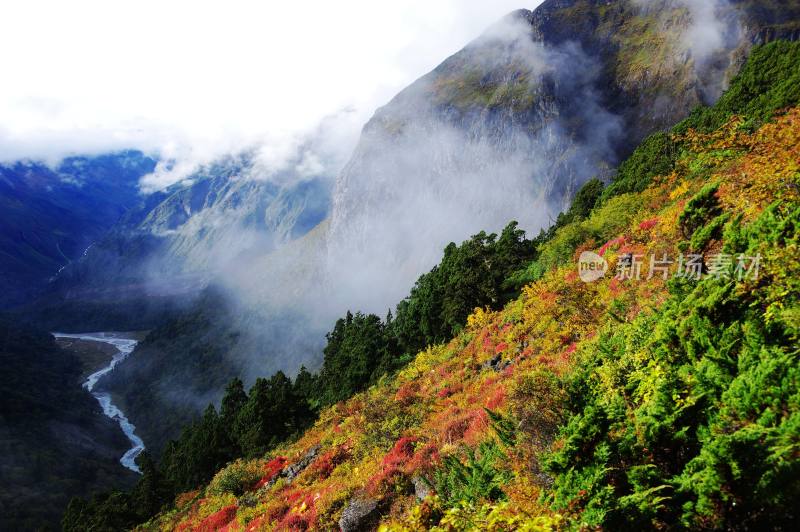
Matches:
[[0, 0, 536, 191], [325, 14, 624, 312]]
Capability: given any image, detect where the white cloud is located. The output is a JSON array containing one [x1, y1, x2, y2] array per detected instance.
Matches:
[[0, 0, 538, 188]]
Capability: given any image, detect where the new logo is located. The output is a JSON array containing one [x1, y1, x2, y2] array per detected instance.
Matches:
[[578, 251, 608, 283]]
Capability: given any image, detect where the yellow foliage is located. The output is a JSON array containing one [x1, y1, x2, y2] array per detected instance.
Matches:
[[466, 307, 493, 330]]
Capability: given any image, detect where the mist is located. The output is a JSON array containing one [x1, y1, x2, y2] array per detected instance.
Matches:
[[204, 2, 750, 384], [166, 12, 629, 390], [323, 14, 624, 313], [632, 0, 743, 98]]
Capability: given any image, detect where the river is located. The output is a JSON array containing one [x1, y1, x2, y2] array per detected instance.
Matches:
[[53, 332, 145, 474]]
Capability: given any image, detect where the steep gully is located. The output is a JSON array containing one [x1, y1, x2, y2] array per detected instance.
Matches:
[[53, 332, 145, 474]]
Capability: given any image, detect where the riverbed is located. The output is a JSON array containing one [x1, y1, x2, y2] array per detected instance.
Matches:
[[53, 332, 145, 474]]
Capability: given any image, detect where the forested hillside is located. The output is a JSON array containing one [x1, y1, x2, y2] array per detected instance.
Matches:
[[64, 40, 800, 530], [0, 321, 136, 530]]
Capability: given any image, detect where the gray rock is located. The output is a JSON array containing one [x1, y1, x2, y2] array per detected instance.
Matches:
[[339, 496, 380, 532], [284, 444, 321, 483], [254, 444, 322, 496], [482, 353, 502, 371], [412, 476, 431, 500]]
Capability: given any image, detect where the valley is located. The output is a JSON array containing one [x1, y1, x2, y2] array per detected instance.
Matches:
[[54, 333, 147, 474], [1, 0, 799, 530]]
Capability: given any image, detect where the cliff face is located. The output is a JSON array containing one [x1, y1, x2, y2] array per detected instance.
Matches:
[[325, 0, 800, 311]]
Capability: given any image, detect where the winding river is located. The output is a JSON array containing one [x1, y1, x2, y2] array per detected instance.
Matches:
[[53, 332, 145, 474]]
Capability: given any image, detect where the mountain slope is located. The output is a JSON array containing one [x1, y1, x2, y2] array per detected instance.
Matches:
[[133, 39, 800, 531], [0, 151, 156, 308], [52, 3, 800, 525], [0, 321, 137, 530]]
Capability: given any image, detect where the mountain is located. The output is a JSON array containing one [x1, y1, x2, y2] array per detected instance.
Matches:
[[0, 320, 137, 530], [29, 152, 332, 331], [66, 37, 800, 530], [30, 156, 334, 454], [325, 0, 800, 310], [0, 151, 156, 308]]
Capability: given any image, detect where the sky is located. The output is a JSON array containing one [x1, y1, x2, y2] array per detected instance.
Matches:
[[0, 0, 538, 189]]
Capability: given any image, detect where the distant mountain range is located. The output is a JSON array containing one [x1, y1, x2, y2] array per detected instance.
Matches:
[[46, 152, 331, 304], [0, 151, 155, 307]]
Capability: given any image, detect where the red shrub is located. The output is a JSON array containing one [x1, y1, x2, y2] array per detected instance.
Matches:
[[599, 235, 626, 256], [310, 446, 350, 480], [463, 409, 490, 444], [383, 437, 416, 469], [395, 382, 419, 405], [436, 383, 462, 399], [485, 387, 506, 410], [482, 334, 494, 351], [443, 416, 471, 443], [284, 489, 306, 506], [245, 516, 267, 531], [366, 437, 418, 495], [495, 342, 508, 354], [197, 505, 237, 532], [266, 502, 290, 523], [407, 441, 440, 475], [639, 217, 659, 231], [280, 513, 309, 531], [254, 456, 287, 489]]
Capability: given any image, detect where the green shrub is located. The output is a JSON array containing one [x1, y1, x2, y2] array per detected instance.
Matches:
[[544, 203, 800, 529], [689, 213, 730, 251], [679, 182, 722, 239], [601, 132, 678, 201], [207, 459, 264, 497], [430, 441, 510, 507], [676, 40, 800, 134]]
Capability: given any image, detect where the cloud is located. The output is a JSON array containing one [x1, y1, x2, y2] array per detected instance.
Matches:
[[0, 0, 538, 189]]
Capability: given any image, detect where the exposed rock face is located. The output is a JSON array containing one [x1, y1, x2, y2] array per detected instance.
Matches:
[[246, 445, 322, 504], [283, 445, 321, 484], [325, 0, 800, 312], [339, 496, 380, 532], [412, 475, 431, 500]]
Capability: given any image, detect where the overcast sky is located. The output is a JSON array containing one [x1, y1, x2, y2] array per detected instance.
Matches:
[[0, 0, 538, 187]]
